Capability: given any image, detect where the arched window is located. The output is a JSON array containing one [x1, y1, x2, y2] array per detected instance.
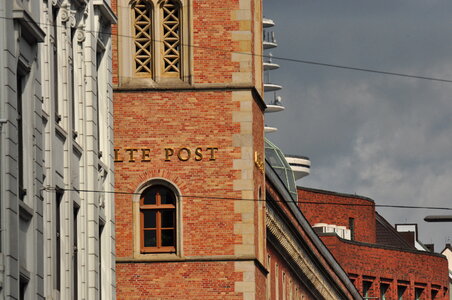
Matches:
[[161, 0, 181, 77], [133, 0, 153, 76], [140, 184, 176, 252]]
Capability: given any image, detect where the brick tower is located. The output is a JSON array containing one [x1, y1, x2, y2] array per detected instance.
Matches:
[[112, 0, 265, 298]]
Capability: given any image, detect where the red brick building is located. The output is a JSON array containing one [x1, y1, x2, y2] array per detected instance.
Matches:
[[113, 0, 267, 298], [298, 187, 450, 299], [111, 0, 362, 298], [264, 143, 361, 299]]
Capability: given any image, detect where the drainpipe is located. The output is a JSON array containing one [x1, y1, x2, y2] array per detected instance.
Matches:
[[0, 119, 5, 287], [0, 119, 5, 253], [0, 3, 5, 293]]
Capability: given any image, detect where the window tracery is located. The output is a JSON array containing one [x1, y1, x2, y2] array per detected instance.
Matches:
[[127, 0, 186, 81], [161, 0, 181, 76], [133, 0, 153, 75]]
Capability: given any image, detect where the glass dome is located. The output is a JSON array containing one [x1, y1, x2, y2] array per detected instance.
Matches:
[[265, 138, 298, 202]]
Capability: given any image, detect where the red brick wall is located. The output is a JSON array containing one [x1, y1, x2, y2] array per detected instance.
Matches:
[[116, 261, 243, 299], [297, 187, 376, 243], [267, 244, 317, 300], [111, 0, 252, 87], [321, 234, 450, 300], [265, 182, 358, 299], [192, 2, 241, 84], [111, 0, 118, 86], [114, 90, 241, 258], [112, 0, 268, 297], [113, 0, 265, 298], [253, 97, 265, 260]]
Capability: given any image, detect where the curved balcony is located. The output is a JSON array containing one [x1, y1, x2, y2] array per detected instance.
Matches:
[[263, 40, 277, 49], [264, 83, 282, 92], [263, 18, 275, 28], [265, 104, 285, 113], [263, 61, 280, 71], [285, 155, 311, 180], [264, 126, 278, 133]]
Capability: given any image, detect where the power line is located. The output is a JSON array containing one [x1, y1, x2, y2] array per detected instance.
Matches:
[[42, 186, 452, 211], [269, 56, 452, 83], [2, 15, 452, 83]]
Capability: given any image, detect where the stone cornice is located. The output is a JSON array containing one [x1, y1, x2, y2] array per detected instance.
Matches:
[[116, 255, 268, 275], [266, 207, 341, 300]]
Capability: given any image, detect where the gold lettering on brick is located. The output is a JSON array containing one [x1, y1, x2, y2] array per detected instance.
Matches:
[[194, 147, 203, 161], [141, 149, 151, 162], [125, 148, 138, 162], [164, 148, 174, 161], [206, 147, 218, 161], [113, 147, 219, 163], [177, 147, 191, 161], [114, 148, 123, 162]]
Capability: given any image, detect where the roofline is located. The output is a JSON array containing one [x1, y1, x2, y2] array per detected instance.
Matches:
[[320, 232, 448, 259], [440, 245, 452, 253], [297, 186, 375, 204], [266, 162, 362, 300]]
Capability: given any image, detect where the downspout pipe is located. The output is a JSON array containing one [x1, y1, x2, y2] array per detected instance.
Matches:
[[0, 0, 6, 260], [0, 120, 5, 256]]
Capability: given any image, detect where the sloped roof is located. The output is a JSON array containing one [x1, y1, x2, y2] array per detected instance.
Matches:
[[376, 212, 415, 249]]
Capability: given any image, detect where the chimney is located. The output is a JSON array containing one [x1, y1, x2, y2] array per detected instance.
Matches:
[[399, 231, 415, 247]]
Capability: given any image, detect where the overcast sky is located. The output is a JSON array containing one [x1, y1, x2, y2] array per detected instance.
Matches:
[[263, 0, 452, 250]]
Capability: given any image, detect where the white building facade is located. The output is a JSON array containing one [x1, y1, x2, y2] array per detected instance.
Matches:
[[0, 0, 116, 299]]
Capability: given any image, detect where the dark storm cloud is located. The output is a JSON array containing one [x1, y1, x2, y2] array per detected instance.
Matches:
[[263, 0, 452, 247]]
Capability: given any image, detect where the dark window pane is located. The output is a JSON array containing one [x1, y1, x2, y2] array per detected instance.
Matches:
[[143, 211, 156, 228], [143, 230, 156, 247], [161, 210, 174, 228], [161, 229, 174, 247], [161, 191, 175, 205], [142, 188, 156, 205]]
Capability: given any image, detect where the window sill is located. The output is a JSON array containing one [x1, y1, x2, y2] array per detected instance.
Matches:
[[13, 7, 45, 44], [117, 76, 192, 90], [132, 252, 181, 261], [19, 200, 34, 221]]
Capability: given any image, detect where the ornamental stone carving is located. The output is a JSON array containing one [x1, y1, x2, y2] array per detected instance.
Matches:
[[77, 29, 85, 43], [69, 13, 76, 28], [52, 0, 63, 8], [60, 8, 70, 22]]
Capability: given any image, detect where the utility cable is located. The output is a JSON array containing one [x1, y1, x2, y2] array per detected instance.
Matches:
[[42, 186, 452, 211], [2, 15, 452, 83]]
